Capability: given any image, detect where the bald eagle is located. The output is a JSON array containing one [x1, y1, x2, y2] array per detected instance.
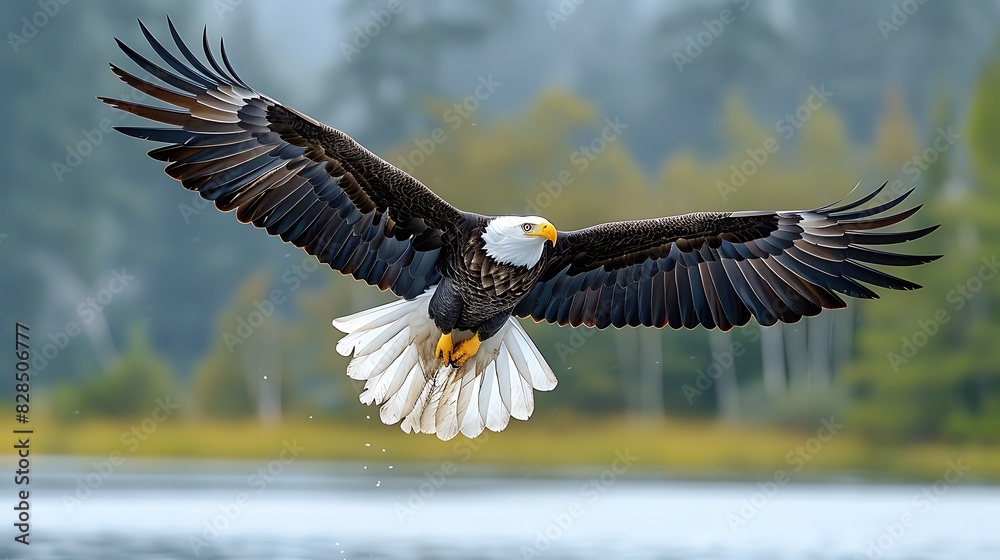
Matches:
[[102, 20, 940, 440]]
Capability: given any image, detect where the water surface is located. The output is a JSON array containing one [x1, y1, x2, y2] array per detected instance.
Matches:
[[4, 457, 996, 559]]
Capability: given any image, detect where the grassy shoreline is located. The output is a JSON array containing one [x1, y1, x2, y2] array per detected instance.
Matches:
[[12, 415, 1000, 482]]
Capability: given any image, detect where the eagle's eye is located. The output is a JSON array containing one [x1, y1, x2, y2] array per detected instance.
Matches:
[[521, 223, 532, 232]]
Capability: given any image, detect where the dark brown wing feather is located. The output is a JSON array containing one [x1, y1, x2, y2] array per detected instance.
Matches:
[[514, 183, 941, 330], [100, 19, 470, 298]]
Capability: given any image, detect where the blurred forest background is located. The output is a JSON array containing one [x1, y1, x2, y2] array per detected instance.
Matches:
[[4, 0, 1000, 473]]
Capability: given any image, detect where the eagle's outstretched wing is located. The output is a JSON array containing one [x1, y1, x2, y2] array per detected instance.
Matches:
[[101, 19, 468, 299], [515, 184, 941, 330]]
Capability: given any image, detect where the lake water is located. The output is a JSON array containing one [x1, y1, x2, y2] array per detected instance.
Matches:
[[3, 456, 997, 559]]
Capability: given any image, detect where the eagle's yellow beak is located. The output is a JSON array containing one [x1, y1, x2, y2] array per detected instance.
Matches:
[[526, 221, 558, 245]]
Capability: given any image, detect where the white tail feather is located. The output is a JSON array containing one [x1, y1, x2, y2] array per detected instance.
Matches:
[[458, 371, 484, 438], [332, 286, 558, 440]]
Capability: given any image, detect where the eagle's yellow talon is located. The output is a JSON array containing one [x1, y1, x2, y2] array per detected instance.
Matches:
[[435, 332, 454, 364], [450, 333, 482, 367]]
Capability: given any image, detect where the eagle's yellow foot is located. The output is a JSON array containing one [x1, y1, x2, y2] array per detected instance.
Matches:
[[450, 333, 481, 367], [435, 332, 454, 364]]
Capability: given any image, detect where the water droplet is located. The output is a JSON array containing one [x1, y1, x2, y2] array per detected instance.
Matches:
[[376, 481, 381, 487], [263, 375, 268, 380], [308, 415, 313, 419], [363, 465, 367, 469], [365, 442, 371, 447], [388, 465, 393, 469], [366, 415, 370, 420], [381, 448, 386, 452]]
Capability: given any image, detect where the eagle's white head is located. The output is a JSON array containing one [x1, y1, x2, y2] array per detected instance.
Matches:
[[482, 215, 558, 269]]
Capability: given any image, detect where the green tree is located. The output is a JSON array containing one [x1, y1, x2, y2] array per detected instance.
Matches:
[[54, 327, 175, 420], [843, 42, 1000, 444], [191, 271, 295, 420]]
